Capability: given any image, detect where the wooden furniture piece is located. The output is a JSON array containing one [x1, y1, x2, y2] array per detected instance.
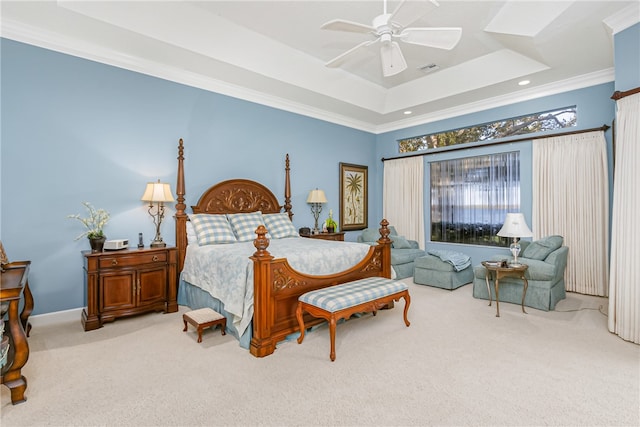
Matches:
[[82, 246, 178, 331], [183, 308, 226, 343], [296, 277, 410, 361], [1, 261, 31, 404], [481, 261, 529, 317], [302, 232, 345, 241], [174, 138, 393, 358]]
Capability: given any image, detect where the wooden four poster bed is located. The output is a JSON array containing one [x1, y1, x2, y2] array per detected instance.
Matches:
[[174, 139, 393, 357]]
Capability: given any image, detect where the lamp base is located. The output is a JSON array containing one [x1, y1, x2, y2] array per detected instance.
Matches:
[[150, 240, 166, 248]]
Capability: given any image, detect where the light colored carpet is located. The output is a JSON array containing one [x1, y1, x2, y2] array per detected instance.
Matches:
[[1, 279, 638, 426]]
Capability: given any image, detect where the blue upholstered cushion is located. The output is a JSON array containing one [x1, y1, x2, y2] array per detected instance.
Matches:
[[188, 214, 237, 245], [391, 236, 412, 249], [360, 228, 380, 243], [522, 235, 563, 260], [263, 213, 299, 239], [427, 249, 472, 272], [298, 277, 407, 312], [227, 211, 267, 242]]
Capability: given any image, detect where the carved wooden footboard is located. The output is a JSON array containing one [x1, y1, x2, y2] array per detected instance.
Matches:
[[174, 138, 393, 357]]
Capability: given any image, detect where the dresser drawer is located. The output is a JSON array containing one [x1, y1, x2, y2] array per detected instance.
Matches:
[[99, 252, 167, 269]]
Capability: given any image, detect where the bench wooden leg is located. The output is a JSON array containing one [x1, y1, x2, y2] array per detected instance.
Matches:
[[329, 316, 337, 362], [296, 303, 306, 344], [402, 292, 411, 327]]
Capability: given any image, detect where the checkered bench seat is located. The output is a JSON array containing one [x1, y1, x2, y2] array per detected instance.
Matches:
[[295, 277, 411, 361]]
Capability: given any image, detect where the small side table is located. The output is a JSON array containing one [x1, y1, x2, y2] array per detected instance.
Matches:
[[481, 261, 528, 317]]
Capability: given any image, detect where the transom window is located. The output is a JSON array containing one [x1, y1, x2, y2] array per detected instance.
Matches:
[[399, 106, 576, 153], [430, 152, 520, 246]]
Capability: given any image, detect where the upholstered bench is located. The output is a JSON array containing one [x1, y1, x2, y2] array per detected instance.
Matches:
[[413, 251, 473, 290], [182, 307, 226, 343], [296, 277, 411, 361]]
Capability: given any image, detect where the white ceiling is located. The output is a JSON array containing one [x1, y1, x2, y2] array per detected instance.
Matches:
[[1, 1, 638, 133]]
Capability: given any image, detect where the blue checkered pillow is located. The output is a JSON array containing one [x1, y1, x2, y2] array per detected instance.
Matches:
[[227, 211, 267, 242], [263, 213, 299, 239], [188, 214, 237, 245]]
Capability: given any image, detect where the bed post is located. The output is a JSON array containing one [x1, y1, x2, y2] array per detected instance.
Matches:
[[175, 138, 188, 274], [284, 153, 293, 220], [249, 225, 276, 357]]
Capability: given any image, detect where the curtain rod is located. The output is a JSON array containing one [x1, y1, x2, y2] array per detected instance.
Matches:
[[611, 86, 640, 100], [381, 124, 610, 162]]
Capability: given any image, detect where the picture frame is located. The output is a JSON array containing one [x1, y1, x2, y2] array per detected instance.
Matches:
[[339, 163, 368, 231]]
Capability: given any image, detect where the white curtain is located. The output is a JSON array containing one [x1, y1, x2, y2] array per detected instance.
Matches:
[[383, 156, 425, 249], [532, 131, 609, 296], [608, 92, 640, 344]]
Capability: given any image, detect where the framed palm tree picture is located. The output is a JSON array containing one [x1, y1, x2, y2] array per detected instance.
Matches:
[[339, 162, 368, 231]]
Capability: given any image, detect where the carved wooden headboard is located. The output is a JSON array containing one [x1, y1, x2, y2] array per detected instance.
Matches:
[[191, 179, 282, 215], [174, 138, 293, 272]]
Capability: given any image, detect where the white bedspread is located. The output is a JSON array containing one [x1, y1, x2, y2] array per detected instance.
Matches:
[[180, 237, 372, 337]]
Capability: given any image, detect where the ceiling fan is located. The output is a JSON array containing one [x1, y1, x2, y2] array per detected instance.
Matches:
[[321, 0, 462, 77]]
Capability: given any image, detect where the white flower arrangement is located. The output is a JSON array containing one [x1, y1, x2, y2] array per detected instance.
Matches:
[[67, 202, 110, 240]]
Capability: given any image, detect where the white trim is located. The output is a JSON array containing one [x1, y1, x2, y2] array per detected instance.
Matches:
[[603, 3, 640, 35], [375, 69, 615, 134], [29, 308, 83, 327], [0, 18, 622, 135]]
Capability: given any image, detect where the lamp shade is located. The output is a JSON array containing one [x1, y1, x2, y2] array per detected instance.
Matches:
[[306, 189, 327, 204], [141, 180, 175, 203], [497, 213, 533, 238]]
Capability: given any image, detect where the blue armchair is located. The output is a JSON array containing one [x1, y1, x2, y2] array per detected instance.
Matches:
[[357, 226, 425, 279], [472, 235, 569, 311]]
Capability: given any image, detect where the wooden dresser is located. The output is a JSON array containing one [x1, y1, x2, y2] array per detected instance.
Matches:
[[1, 261, 32, 404], [82, 247, 177, 331]]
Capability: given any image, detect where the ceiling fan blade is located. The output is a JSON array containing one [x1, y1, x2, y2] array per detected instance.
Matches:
[[380, 41, 407, 77], [400, 27, 463, 50], [321, 19, 375, 34], [325, 40, 375, 68], [389, 0, 440, 29]]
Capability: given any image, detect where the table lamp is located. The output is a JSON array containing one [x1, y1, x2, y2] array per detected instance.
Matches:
[[497, 213, 533, 266], [141, 180, 175, 247], [306, 188, 327, 235]]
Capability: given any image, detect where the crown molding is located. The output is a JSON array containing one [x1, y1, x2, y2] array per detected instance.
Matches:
[[0, 18, 618, 136], [375, 68, 616, 134], [603, 3, 640, 34]]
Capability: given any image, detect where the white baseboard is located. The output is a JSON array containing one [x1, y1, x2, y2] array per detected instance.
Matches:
[[29, 308, 83, 327]]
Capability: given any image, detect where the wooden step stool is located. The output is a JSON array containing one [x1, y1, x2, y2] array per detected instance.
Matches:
[[182, 308, 226, 343]]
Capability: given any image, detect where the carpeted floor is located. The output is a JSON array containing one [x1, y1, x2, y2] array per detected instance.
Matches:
[[1, 279, 639, 426]]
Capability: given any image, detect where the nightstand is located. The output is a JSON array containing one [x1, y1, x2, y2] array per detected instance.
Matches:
[[302, 232, 345, 241], [82, 246, 177, 331]]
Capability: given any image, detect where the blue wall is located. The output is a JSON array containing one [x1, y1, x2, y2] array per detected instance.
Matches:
[[373, 83, 617, 267], [0, 39, 376, 315], [614, 23, 640, 91], [2, 19, 635, 316]]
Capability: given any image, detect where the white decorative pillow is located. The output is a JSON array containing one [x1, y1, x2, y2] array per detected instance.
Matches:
[[227, 211, 267, 242], [263, 213, 299, 239], [186, 220, 198, 245], [188, 214, 237, 245]]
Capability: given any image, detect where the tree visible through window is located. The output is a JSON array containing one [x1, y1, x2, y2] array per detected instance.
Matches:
[[430, 152, 520, 246], [399, 107, 576, 152]]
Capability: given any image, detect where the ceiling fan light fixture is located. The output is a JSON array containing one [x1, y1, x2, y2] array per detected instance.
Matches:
[[380, 41, 407, 77]]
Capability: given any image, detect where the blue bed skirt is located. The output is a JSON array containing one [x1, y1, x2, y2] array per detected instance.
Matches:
[[177, 279, 252, 349]]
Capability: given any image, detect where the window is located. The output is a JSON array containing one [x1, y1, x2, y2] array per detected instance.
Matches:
[[430, 152, 520, 246], [399, 106, 576, 153]]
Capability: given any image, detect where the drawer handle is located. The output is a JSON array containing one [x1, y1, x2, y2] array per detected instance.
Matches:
[[152, 255, 159, 262], [111, 260, 118, 266]]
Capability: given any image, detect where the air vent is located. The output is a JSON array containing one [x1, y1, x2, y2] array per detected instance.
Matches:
[[419, 63, 440, 73]]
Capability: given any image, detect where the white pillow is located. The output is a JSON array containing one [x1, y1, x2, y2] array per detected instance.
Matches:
[[263, 213, 299, 239], [188, 214, 237, 245], [227, 211, 267, 242], [186, 220, 198, 245]]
